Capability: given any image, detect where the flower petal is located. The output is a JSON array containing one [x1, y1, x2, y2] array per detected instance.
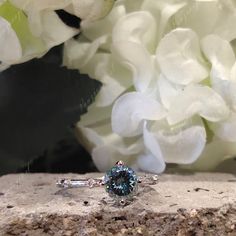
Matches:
[[95, 74, 132, 107], [205, 73, 236, 111], [201, 34, 235, 81], [156, 28, 208, 85], [158, 74, 183, 110], [1, 1, 77, 64], [167, 85, 230, 125], [70, 0, 115, 21], [0, 16, 22, 63], [137, 152, 165, 174], [229, 71, 236, 110], [0, 63, 10, 72], [10, 1, 78, 44], [77, 104, 143, 154], [64, 39, 133, 107], [137, 121, 165, 173], [39, 11, 78, 48], [65, 46, 133, 107], [112, 41, 154, 92], [9, 0, 70, 11], [10, 0, 71, 37], [76, 105, 143, 172], [78, 120, 142, 172], [148, 117, 206, 164], [112, 92, 167, 137], [0, 1, 47, 64], [174, 0, 236, 41], [116, 0, 144, 12], [213, 1, 236, 42], [112, 11, 157, 52], [78, 103, 112, 126], [80, 3, 125, 41], [77, 122, 143, 158], [141, 0, 187, 41], [92, 144, 140, 172], [88, 54, 133, 106], [63, 36, 108, 69], [181, 136, 236, 171], [201, 35, 236, 109], [210, 112, 236, 142]]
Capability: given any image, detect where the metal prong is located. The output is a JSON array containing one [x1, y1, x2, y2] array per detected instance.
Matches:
[[115, 160, 125, 166]]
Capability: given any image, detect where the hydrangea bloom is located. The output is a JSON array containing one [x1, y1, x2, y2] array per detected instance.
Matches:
[[0, 0, 114, 70], [64, 0, 236, 173]]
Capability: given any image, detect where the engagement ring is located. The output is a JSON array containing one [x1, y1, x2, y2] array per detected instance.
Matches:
[[56, 160, 158, 206]]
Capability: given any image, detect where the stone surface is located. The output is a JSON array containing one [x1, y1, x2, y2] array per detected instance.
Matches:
[[0, 173, 236, 235]]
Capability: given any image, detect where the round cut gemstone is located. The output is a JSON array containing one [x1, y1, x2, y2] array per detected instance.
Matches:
[[104, 162, 138, 197]]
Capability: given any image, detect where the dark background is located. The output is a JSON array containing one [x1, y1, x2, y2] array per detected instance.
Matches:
[[0, 11, 100, 175]]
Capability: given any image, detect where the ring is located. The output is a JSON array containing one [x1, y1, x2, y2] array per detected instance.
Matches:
[[56, 160, 158, 206]]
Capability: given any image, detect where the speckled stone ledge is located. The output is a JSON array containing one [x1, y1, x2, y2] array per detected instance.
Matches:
[[0, 173, 236, 235]]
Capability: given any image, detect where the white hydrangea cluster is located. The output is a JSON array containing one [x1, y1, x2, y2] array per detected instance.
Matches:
[[0, 0, 114, 70], [64, 0, 236, 173]]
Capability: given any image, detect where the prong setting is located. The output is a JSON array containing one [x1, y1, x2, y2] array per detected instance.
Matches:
[[104, 160, 138, 204], [115, 160, 125, 166]]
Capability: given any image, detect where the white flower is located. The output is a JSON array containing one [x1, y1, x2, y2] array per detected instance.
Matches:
[[64, 0, 236, 173], [201, 35, 236, 142], [111, 28, 230, 172], [0, 0, 114, 69]]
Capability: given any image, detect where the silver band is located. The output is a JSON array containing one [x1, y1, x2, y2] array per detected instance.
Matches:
[[56, 178, 104, 188], [56, 174, 158, 189]]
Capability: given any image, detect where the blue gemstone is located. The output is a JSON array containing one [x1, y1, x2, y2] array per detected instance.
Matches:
[[104, 164, 138, 197]]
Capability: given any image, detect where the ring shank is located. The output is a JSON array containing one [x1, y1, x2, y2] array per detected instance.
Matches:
[[56, 174, 158, 189], [56, 178, 104, 188]]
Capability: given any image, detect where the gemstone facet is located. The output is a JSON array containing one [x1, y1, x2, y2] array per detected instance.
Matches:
[[104, 161, 138, 198]]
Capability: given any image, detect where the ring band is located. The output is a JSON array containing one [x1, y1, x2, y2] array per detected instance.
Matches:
[[56, 160, 158, 205], [56, 178, 104, 188]]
